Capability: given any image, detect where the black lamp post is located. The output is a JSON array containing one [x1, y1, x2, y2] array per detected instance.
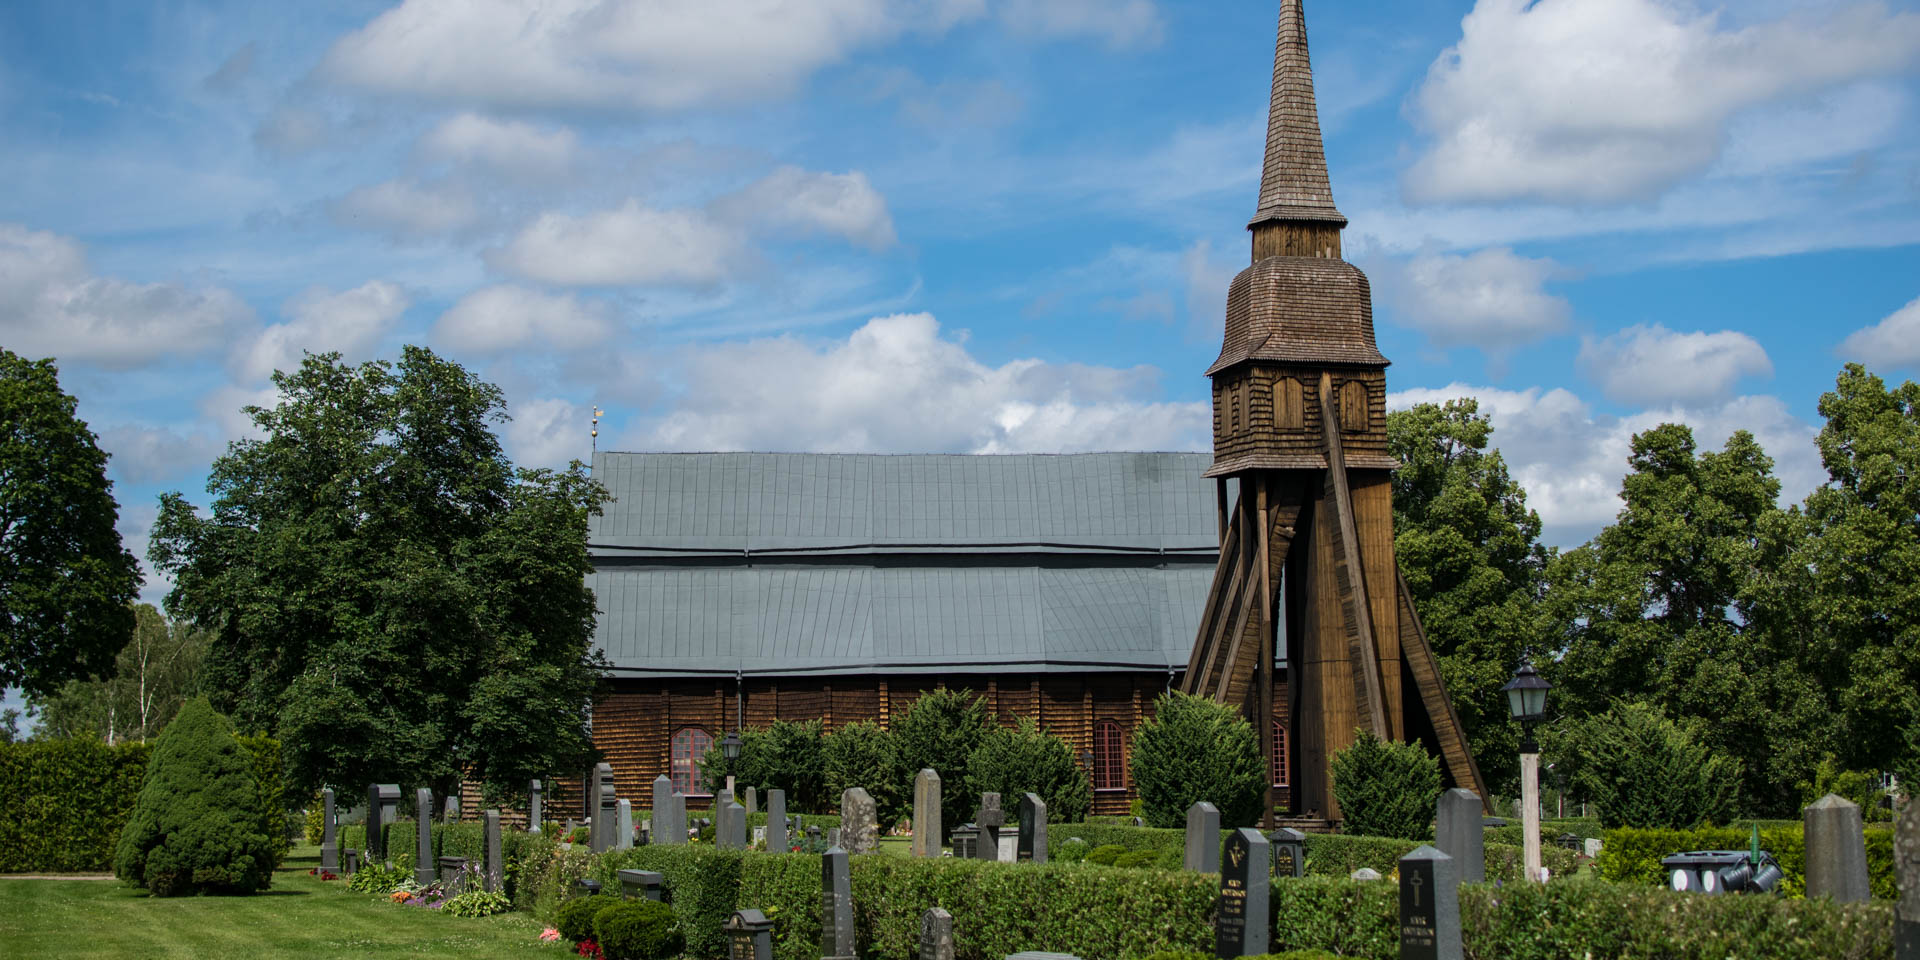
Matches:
[[721, 732, 742, 798], [1501, 662, 1552, 882]]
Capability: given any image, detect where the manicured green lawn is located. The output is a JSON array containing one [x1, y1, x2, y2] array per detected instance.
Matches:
[[0, 845, 567, 960]]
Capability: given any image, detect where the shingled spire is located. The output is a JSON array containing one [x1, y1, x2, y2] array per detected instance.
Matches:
[[1248, 0, 1346, 260]]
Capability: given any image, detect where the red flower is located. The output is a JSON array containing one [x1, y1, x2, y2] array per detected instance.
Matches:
[[574, 939, 603, 959]]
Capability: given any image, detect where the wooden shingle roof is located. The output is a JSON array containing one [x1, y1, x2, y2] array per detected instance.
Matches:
[[1249, 0, 1346, 229], [1206, 257, 1387, 374]]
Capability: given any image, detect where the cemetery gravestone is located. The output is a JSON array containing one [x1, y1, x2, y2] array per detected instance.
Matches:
[[1896, 798, 1918, 960], [842, 787, 879, 855], [1269, 828, 1305, 879], [976, 793, 1005, 862], [720, 799, 748, 850], [617, 798, 634, 850], [1351, 868, 1383, 881], [437, 855, 470, 896], [618, 869, 665, 902], [652, 775, 681, 846], [913, 769, 943, 857], [767, 789, 788, 853], [529, 778, 543, 834], [368, 784, 400, 861], [415, 788, 435, 884], [727, 909, 774, 960], [319, 787, 339, 871], [1435, 789, 1484, 884], [1018, 792, 1048, 863], [1186, 801, 1221, 873], [444, 796, 459, 822], [593, 763, 618, 854], [1217, 828, 1270, 957], [822, 846, 856, 960], [1398, 846, 1461, 960], [745, 786, 757, 817], [919, 907, 955, 960], [1806, 793, 1871, 902], [484, 810, 503, 893]]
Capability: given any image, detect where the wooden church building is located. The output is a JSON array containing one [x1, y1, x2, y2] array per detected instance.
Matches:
[[581, 0, 1484, 823]]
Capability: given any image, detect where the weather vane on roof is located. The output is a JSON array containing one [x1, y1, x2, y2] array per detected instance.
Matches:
[[591, 406, 602, 454]]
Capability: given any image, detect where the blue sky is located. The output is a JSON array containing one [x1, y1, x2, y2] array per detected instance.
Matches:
[[4, 0, 1920, 616]]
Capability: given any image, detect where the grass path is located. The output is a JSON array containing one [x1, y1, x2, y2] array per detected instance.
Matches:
[[0, 845, 567, 960]]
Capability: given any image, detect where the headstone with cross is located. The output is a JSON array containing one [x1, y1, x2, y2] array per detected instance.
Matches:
[[1397, 845, 1461, 960]]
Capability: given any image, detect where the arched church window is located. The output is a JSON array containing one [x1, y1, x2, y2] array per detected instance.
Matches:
[[671, 726, 712, 795], [1093, 720, 1125, 790]]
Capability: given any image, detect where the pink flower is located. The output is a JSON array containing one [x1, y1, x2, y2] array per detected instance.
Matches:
[[540, 928, 562, 943]]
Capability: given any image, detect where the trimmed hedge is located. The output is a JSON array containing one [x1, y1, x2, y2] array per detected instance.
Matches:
[[0, 735, 287, 873], [1598, 825, 1898, 899], [1044, 822, 1579, 884], [336, 820, 556, 903], [541, 844, 1892, 960]]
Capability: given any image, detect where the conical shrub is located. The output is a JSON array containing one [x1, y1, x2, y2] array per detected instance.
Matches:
[[113, 698, 275, 895]]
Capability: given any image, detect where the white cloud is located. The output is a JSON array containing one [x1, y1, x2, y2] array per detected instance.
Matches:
[[200, 384, 283, 444], [488, 200, 747, 287], [0, 222, 252, 368], [503, 396, 592, 468], [323, 0, 985, 111], [997, 0, 1163, 49], [96, 425, 224, 486], [1406, 0, 1920, 204], [1579, 324, 1773, 406], [1390, 383, 1822, 544], [419, 113, 578, 179], [1374, 246, 1570, 352], [230, 280, 410, 383], [634, 312, 1207, 453], [434, 285, 613, 353], [332, 179, 480, 240], [1838, 295, 1920, 369], [714, 167, 897, 250], [1181, 238, 1236, 343]]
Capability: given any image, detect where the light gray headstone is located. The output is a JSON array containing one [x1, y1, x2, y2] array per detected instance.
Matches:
[[616, 798, 634, 849], [414, 788, 434, 884], [444, 795, 460, 822], [913, 769, 943, 857], [1018, 792, 1048, 863], [1584, 837, 1602, 859], [720, 799, 748, 850], [1806, 793, 1872, 902], [651, 775, 681, 846], [1217, 828, 1270, 956], [822, 845, 855, 960], [484, 809, 503, 893], [767, 789, 788, 853], [673, 791, 688, 843], [319, 788, 338, 871], [1398, 845, 1461, 960], [1895, 797, 1918, 960], [919, 907, 955, 960], [592, 763, 617, 854], [745, 786, 758, 816], [1185, 801, 1221, 873], [841, 787, 879, 855], [528, 779, 543, 834], [1435, 789, 1484, 884], [1351, 867, 1383, 881]]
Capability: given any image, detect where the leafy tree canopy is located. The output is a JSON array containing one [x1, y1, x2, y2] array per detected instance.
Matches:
[[965, 716, 1092, 825], [1129, 691, 1264, 828], [1387, 399, 1550, 794], [890, 687, 992, 836], [0, 349, 141, 697], [149, 347, 609, 802], [32, 603, 206, 743]]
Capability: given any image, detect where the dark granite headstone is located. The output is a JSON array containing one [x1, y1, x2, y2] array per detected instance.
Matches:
[[976, 793, 1005, 862], [727, 909, 774, 960], [1435, 789, 1484, 884], [592, 762, 617, 854], [1216, 828, 1270, 957], [919, 907, 955, 960], [618, 869, 665, 902], [319, 787, 339, 871], [766, 789, 788, 853], [1398, 845, 1461, 960], [437, 855, 470, 896], [415, 788, 435, 884], [822, 846, 855, 960], [367, 783, 399, 861], [483, 809, 503, 893], [1268, 827, 1305, 879], [1018, 792, 1048, 863], [1186, 801, 1221, 873]]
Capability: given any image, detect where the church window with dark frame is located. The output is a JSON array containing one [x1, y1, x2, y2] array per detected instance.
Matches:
[[671, 726, 713, 796], [1271, 720, 1290, 788], [1093, 720, 1126, 791]]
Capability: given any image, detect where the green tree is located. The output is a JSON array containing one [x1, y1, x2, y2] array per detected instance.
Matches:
[[822, 720, 907, 830], [32, 603, 206, 743], [1544, 423, 1796, 813], [1329, 730, 1442, 840], [149, 348, 609, 802], [0, 350, 141, 698], [1548, 701, 1740, 829], [113, 698, 276, 895], [698, 719, 829, 813], [964, 717, 1092, 825], [891, 687, 992, 837], [1388, 399, 1551, 794], [1129, 691, 1264, 828]]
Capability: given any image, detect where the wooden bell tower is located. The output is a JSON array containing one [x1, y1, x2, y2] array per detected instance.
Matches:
[[1181, 0, 1486, 825]]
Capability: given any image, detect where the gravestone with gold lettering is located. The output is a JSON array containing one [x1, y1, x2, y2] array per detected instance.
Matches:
[[1397, 845, 1460, 960], [726, 909, 773, 960], [1216, 828, 1269, 957]]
